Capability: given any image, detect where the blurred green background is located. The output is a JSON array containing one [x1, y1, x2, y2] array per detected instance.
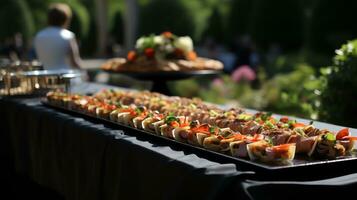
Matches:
[[1, 0, 357, 127]]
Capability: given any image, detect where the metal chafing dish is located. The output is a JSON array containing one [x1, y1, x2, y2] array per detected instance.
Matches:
[[20, 69, 83, 94], [0, 60, 82, 96]]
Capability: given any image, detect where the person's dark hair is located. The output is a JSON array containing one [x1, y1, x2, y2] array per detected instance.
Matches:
[[47, 3, 72, 27]]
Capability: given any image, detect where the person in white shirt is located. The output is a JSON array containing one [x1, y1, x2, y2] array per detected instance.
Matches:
[[34, 3, 82, 70]]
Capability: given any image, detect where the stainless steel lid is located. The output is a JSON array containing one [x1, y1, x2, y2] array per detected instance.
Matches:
[[20, 69, 82, 78], [0, 60, 43, 72]]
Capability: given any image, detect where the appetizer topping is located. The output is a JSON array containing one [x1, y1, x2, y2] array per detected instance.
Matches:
[[238, 114, 253, 121], [191, 124, 210, 135], [127, 51, 136, 62], [144, 48, 155, 59], [336, 128, 349, 140], [189, 120, 200, 128], [209, 126, 219, 135], [101, 32, 224, 72], [323, 132, 336, 143], [162, 31, 173, 38], [280, 116, 289, 123], [293, 122, 306, 128], [165, 115, 179, 125]]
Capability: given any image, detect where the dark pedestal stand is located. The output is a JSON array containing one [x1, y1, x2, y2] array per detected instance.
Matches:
[[151, 80, 171, 95], [104, 70, 221, 96]]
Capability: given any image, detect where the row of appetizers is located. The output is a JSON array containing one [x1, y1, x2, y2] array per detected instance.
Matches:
[[46, 89, 356, 164]]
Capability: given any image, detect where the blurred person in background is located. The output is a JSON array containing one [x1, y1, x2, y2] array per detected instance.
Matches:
[[0, 33, 24, 61], [34, 3, 82, 70]]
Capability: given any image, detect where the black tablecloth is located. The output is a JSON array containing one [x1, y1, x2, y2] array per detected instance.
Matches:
[[2, 82, 357, 200]]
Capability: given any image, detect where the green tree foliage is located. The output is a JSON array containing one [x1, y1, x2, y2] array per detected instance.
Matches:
[[180, 0, 217, 42], [110, 11, 124, 44], [248, 0, 304, 50], [202, 7, 225, 43], [262, 64, 321, 118], [227, 0, 254, 37], [67, 0, 90, 39], [26, 0, 49, 31], [0, 0, 35, 42], [310, 0, 357, 54], [108, 0, 124, 31], [139, 0, 196, 39], [172, 61, 321, 119], [320, 40, 357, 127]]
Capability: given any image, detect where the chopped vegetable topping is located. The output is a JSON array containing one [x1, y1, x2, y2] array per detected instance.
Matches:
[[282, 124, 290, 129], [189, 120, 199, 128], [288, 119, 297, 127], [190, 103, 197, 110], [238, 114, 253, 121], [209, 126, 219, 135], [209, 110, 219, 117], [165, 115, 179, 124], [261, 112, 273, 121], [336, 128, 349, 140], [293, 122, 305, 128], [265, 121, 275, 129], [265, 137, 274, 145], [323, 132, 336, 142], [280, 116, 289, 123]]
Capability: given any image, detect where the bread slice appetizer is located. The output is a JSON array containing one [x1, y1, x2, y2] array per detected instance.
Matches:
[[247, 140, 296, 163], [142, 112, 164, 134]]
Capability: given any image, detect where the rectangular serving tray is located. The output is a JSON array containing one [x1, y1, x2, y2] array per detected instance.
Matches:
[[41, 100, 357, 179]]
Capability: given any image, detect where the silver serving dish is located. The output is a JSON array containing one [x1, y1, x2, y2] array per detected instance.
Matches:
[[0, 60, 82, 96], [20, 69, 82, 93]]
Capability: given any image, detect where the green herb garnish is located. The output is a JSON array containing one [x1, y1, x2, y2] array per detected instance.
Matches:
[[209, 110, 219, 117], [265, 121, 275, 129], [282, 124, 290, 129], [135, 108, 142, 115], [265, 137, 274, 145], [323, 132, 336, 142], [165, 115, 179, 124], [238, 114, 253, 121], [136, 106, 146, 113], [114, 102, 122, 107], [294, 127, 305, 136], [209, 126, 218, 134], [190, 103, 197, 110], [288, 119, 297, 128], [261, 112, 273, 121], [189, 120, 199, 127]]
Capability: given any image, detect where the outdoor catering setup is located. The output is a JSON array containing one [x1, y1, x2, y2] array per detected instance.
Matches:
[[92, 33, 357, 169], [2, 33, 357, 200], [44, 89, 357, 169]]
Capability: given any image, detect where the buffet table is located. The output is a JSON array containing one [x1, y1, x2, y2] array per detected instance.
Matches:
[[2, 82, 357, 200]]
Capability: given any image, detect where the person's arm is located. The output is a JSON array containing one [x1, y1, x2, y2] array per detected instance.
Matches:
[[68, 38, 82, 69]]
